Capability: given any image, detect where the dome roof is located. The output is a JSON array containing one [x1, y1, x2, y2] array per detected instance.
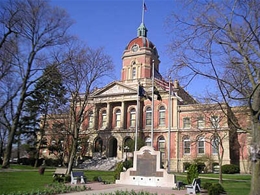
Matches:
[[125, 36, 158, 55]]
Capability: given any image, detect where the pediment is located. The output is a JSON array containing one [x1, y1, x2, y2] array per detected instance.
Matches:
[[92, 81, 136, 97]]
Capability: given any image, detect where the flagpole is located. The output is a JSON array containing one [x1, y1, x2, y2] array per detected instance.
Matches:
[[151, 60, 154, 148], [135, 82, 140, 151], [142, 0, 145, 23], [167, 78, 172, 173]]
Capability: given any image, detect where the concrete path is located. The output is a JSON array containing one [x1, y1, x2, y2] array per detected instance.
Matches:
[[58, 182, 188, 195]]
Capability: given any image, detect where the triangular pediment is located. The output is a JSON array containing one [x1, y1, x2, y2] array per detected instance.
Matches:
[[92, 81, 136, 97]]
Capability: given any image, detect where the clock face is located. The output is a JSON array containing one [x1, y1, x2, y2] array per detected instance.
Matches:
[[131, 44, 139, 52]]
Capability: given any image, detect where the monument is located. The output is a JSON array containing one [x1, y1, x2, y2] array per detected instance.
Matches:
[[116, 146, 176, 188]]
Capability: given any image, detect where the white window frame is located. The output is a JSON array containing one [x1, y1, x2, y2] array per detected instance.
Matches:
[[183, 117, 191, 129], [197, 116, 205, 128], [211, 115, 219, 128], [159, 106, 166, 126], [212, 137, 219, 155], [130, 108, 136, 127], [101, 110, 107, 128], [115, 109, 121, 127], [146, 107, 152, 126], [197, 137, 205, 154], [183, 136, 191, 154]]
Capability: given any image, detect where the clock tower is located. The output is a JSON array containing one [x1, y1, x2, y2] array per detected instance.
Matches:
[[121, 22, 161, 86]]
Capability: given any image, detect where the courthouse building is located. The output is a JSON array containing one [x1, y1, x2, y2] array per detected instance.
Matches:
[[41, 22, 251, 173]]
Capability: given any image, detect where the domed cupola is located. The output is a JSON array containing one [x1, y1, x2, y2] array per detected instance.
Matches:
[[137, 22, 148, 37], [121, 23, 160, 83]]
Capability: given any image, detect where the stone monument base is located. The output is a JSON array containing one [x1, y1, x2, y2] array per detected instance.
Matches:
[[116, 146, 176, 188]]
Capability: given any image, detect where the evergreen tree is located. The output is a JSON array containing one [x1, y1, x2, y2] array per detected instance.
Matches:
[[20, 65, 67, 167]]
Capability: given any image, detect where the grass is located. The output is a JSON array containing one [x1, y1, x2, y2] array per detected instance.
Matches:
[[0, 165, 115, 194], [175, 173, 251, 195], [0, 165, 251, 195]]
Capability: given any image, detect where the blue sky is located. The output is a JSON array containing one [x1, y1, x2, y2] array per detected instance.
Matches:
[[50, 0, 206, 97]]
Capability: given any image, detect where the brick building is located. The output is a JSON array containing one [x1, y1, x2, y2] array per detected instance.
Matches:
[[41, 22, 251, 173]]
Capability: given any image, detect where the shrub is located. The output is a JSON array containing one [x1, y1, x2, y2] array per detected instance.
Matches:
[[114, 162, 124, 181], [208, 183, 225, 195], [93, 176, 99, 181], [197, 162, 206, 173], [222, 164, 240, 174], [123, 159, 133, 169], [53, 176, 64, 183], [183, 162, 191, 172], [64, 175, 71, 183], [187, 163, 199, 184], [202, 182, 213, 190]]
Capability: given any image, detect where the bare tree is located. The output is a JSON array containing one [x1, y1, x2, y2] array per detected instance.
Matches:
[[59, 42, 114, 174], [0, 0, 73, 168], [167, 1, 260, 194], [190, 103, 246, 183]]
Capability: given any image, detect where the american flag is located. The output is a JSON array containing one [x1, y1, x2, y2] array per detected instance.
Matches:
[[144, 3, 147, 11], [154, 77, 171, 91]]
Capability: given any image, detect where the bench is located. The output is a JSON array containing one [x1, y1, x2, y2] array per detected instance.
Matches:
[[71, 171, 86, 184], [53, 168, 67, 177], [186, 178, 201, 194]]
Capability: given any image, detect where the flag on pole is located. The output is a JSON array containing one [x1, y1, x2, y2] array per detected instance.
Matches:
[[144, 3, 147, 11], [154, 77, 170, 91], [138, 85, 152, 101], [154, 86, 162, 101]]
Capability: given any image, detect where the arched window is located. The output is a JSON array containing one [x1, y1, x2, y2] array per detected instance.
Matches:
[[115, 109, 121, 127], [130, 108, 136, 127], [159, 106, 165, 126], [89, 111, 94, 128], [101, 110, 107, 128], [197, 136, 205, 154], [94, 137, 103, 153], [146, 107, 152, 126], [158, 136, 165, 152], [158, 136, 166, 164], [183, 136, 191, 154]]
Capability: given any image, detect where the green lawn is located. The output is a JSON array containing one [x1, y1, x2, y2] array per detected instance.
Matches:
[[0, 165, 251, 195], [0, 166, 115, 194], [175, 173, 251, 195]]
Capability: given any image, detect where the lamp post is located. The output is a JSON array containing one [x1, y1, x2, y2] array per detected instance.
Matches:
[[124, 146, 129, 161]]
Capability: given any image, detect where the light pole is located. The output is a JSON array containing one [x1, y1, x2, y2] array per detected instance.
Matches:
[[124, 146, 129, 161]]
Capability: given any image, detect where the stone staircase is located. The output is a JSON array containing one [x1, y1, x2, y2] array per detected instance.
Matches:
[[78, 157, 118, 171]]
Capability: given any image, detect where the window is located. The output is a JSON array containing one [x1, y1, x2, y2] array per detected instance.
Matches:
[[159, 106, 166, 126], [101, 110, 107, 128], [94, 138, 103, 152], [115, 109, 121, 127], [146, 107, 152, 126], [145, 137, 152, 146], [183, 117, 191, 129], [212, 137, 219, 154], [183, 136, 191, 154], [132, 67, 136, 79], [89, 111, 94, 128], [158, 136, 165, 162], [197, 116, 205, 128], [211, 116, 219, 128], [197, 137, 205, 154], [130, 108, 136, 127]]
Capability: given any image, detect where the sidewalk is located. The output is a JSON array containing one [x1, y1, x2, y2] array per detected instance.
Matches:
[[58, 182, 187, 195]]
